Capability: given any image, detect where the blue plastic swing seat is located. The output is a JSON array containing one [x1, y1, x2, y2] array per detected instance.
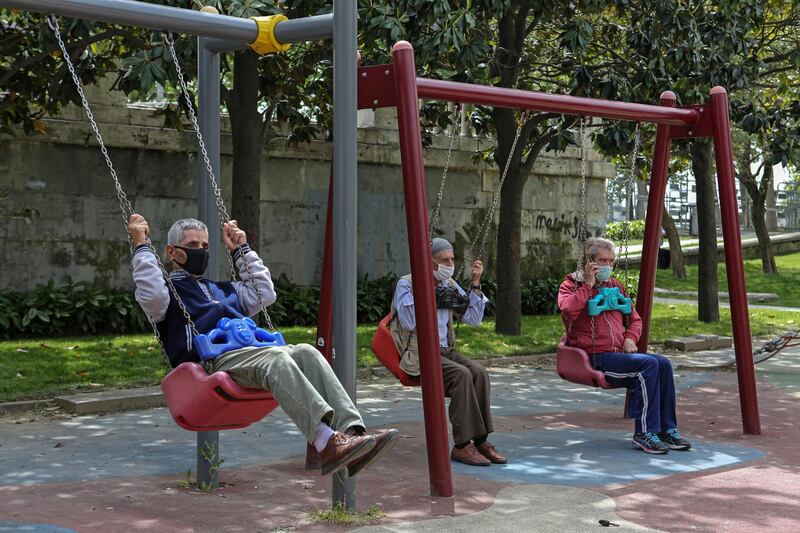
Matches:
[[194, 317, 287, 361], [587, 286, 632, 317]]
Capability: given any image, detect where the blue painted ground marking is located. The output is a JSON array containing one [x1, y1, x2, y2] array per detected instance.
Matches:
[[0, 369, 713, 485], [451, 428, 763, 486], [0, 522, 78, 532]]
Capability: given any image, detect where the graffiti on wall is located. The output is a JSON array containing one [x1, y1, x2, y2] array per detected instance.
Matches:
[[534, 212, 602, 239]]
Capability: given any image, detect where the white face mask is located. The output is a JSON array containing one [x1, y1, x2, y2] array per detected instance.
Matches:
[[596, 265, 613, 282], [434, 262, 455, 281]]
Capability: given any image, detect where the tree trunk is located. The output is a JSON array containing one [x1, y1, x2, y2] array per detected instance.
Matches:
[[491, 6, 531, 336], [494, 109, 524, 335], [661, 209, 686, 279], [691, 141, 719, 322], [765, 172, 778, 231], [736, 139, 777, 274], [741, 165, 778, 274], [228, 50, 263, 252], [751, 202, 778, 274], [495, 174, 524, 335], [635, 178, 648, 220]]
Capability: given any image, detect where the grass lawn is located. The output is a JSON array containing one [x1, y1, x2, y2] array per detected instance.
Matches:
[[655, 251, 800, 307], [1, 302, 797, 402]]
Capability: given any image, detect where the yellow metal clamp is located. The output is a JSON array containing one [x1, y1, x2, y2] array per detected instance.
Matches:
[[249, 15, 291, 55]]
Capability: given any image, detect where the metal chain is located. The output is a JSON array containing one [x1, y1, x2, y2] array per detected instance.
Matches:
[[47, 16, 199, 361], [429, 104, 461, 235], [619, 123, 640, 282], [163, 33, 275, 331], [576, 117, 589, 273], [754, 331, 797, 356], [162, 35, 235, 276], [47, 15, 135, 244], [457, 111, 527, 280]]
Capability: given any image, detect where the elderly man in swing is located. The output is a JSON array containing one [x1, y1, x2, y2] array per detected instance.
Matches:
[[558, 237, 692, 454], [127, 214, 398, 476], [390, 237, 506, 466]]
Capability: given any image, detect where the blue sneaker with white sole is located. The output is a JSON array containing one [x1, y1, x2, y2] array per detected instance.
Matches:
[[632, 432, 670, 454], [659, 428, 692, 451]]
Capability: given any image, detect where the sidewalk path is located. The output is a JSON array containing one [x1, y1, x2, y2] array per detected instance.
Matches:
[[653, 296, 800, 313]]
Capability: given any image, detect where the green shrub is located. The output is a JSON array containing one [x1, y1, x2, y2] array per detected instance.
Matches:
[[615, 269, 640, 299], [605, 220, 645, 241], [0, 280, 149, 339], [1, 271, 584, 340], [521, 278, 561, 315], [267, 275, 322, 327], [467, 276, 562, 317], [0, 274, 401, 339], [357, 273, 398, 322]]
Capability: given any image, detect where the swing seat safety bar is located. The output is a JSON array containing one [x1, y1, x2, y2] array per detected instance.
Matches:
[[195, 317, 287, 361], [587, 287, 633, 317]]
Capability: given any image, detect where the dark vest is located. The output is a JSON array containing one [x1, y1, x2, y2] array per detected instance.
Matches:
[[156, 275, 244, 368]]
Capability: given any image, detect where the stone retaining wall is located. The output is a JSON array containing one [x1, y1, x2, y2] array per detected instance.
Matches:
[[0, 87, 614, 290]]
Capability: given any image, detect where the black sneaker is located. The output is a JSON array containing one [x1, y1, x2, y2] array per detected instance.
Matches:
[[632, 432, 669, 454], [659, 428, 692, 451]]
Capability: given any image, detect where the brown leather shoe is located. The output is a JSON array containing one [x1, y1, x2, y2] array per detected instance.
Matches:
[[319, 432, 376, 476], [347, 428, 400, 477], [305, 442, 320, 470], [450, 443, 491, 466], [476, 441, 507, 464]]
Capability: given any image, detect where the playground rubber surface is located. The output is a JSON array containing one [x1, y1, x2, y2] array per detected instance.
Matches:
[[1, 358, 799, 532]]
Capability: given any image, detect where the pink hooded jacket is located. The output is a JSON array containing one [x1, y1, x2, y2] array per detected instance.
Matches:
[[557, 272, 642, 353]]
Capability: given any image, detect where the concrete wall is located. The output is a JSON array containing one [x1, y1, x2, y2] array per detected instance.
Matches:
[[0, 89, 614, 291]]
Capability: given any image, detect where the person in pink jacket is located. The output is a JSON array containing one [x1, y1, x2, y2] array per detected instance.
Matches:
[[558, 237, 692, 454]]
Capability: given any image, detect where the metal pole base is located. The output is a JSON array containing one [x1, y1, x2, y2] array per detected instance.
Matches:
[[196, 430, 220, 489], [332, 470, 356, 510]]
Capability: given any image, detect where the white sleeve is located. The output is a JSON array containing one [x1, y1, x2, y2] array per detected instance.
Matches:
[[231, 245, 277, 317], [131, 246, 170, 323]]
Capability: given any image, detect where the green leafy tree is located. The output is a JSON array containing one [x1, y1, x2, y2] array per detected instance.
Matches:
[[2, 0, 333, 252], [361, 1, 602, 335], [567, 0, 800, 321], [0, 11, 146, 134]]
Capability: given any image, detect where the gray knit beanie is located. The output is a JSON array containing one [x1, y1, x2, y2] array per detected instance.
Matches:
[[431, 237, 453, 256]]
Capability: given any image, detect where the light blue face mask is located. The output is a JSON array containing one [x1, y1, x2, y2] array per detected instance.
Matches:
[[596, 265, 613, 282]]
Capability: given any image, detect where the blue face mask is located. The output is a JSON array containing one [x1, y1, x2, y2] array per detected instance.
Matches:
[[596, 265, 613, 282]]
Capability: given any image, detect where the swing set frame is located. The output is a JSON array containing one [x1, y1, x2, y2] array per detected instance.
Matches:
[[4, 0, 761, 502], [358, 41, 761, 497], [3, 0, 361, 508]]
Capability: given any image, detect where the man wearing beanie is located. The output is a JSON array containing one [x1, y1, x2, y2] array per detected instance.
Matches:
[[389, 237, 506, 466]]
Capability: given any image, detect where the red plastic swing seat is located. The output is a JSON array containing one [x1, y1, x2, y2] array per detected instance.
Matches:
[[556, 335, 620, 389], [161, 362, 279, 431], [371, 314, 421, 387]]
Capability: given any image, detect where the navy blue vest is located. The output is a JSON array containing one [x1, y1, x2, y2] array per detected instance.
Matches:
[[157, 274, 245, 368]]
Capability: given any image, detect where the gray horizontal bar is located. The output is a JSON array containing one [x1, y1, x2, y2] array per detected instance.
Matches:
[[274, 14, 333, 43], [1, 0, 258, 42], [204, 14, 332, 52]]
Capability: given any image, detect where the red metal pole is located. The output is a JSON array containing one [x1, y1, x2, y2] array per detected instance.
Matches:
[[392, 40, 453, 497], [709, 86, 761, 435], [636, 92, 676, 351], [416, 78, 700, 127], [315, 167, 335, 363]]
